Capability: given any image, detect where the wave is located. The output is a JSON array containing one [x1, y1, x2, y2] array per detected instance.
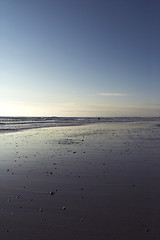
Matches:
[[0, 117, 159, 133]]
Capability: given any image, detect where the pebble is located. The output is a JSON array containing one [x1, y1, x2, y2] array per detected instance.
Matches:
[[49, 191, 54, 195], [145, 228, 150, 232]]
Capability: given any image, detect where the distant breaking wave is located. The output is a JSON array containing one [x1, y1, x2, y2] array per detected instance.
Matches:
[[0, 116, 159, 133]]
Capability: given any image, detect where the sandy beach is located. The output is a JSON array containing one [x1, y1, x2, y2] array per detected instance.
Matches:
[[0, 120, 160, 240]]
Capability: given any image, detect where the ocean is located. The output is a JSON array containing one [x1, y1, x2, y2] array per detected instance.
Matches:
[[0, 116, 160, 133]]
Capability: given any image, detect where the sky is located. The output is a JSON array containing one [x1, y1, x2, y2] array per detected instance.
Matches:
[[0, 0, 160, 117]]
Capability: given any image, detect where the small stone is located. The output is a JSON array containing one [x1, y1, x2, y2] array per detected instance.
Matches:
[[145, 228, 150, 232], [39, 208, 43, 212], [62, 206, 66, 211], [49, 191, 54, 195]]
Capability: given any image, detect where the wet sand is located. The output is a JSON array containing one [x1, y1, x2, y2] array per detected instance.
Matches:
[[0, 121, 160, 239]]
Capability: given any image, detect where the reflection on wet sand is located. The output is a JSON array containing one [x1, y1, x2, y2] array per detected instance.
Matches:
[[0, 121, 160, 239]]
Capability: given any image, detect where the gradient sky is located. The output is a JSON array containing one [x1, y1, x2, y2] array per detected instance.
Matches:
[[0, 0, 160, 117]]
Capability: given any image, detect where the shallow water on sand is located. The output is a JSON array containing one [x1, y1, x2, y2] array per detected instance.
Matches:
[[0, 121, 160, 239]]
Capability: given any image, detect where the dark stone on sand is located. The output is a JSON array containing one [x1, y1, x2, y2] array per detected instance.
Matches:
[[49, 191, 54, 195], [145, 228, 150, 232]]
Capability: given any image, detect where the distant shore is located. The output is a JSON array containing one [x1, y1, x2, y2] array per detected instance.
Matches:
[[0, 116, 160, 133]]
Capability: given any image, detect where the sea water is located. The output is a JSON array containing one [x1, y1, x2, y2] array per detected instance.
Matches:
[[0, 116, 160, 133]]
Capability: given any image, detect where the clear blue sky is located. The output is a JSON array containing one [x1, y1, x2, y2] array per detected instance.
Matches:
[[0, 0, 160, 116]]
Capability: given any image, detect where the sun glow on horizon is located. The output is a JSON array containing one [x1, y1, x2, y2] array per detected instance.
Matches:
[[0, 101, 160, 118]]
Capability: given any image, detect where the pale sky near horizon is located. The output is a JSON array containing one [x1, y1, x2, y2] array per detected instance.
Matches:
[[0, 0, 160, 117]]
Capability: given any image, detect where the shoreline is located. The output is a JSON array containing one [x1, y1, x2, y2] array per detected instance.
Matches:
[[0, 117, 160, 134]]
